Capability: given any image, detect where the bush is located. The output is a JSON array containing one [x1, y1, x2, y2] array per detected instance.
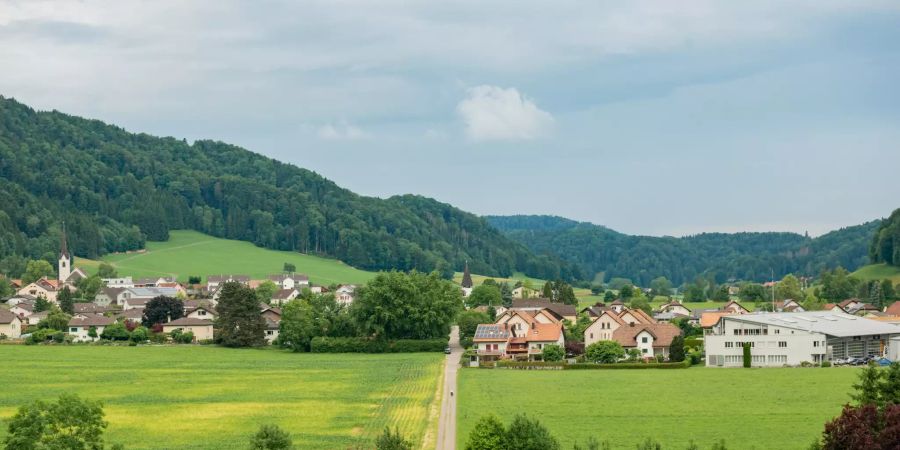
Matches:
[[130, 326, 149, 343], [688, 350, 703, 366], [375, 427, 412, 450], [585, 341, 625, 363], [742, 343, 751, 368], [249, 424, 292, 450], [541, 344, 565, 362], [800, 361, 815, 368], [460, 337, 473, 349], [821, 361, 832, 368], [27, 328, 58, 345], [566, 360, 691, 370], [101, 322, 130, 341]]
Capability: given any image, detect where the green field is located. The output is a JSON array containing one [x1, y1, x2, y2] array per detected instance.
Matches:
[[96, 230, 375, 285], [0, 346, 443, 449], [458, 367, 858, 449], [853, 263, 900, 284]]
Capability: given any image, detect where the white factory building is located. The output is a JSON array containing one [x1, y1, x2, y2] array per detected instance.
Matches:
[[705, 311, 900, 367]]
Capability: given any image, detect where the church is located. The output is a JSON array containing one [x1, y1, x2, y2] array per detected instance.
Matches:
[[57, 222, 87, 287]]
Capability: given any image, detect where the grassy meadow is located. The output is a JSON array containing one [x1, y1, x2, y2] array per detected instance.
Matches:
[[853, 263, 900, 284], [458, 367, 859, 449], [0, 346, 443, 450], [97, 230, 375, 285]]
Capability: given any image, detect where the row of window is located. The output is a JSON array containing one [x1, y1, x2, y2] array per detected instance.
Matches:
[[724, 341, 788, 348]]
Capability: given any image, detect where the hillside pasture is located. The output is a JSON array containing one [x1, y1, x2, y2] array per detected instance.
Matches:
[[99, 230, 375, 285], [0, 346, 442, 450], [458, 367, 858, 449], [853, 263, 900, 284]]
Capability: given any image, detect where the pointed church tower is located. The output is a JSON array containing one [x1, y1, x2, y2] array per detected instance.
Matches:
[[461, 261, 473, 289], [58, 222, 72, 282]]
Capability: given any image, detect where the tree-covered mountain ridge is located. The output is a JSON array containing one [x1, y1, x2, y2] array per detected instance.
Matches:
[[485, 214, 883, 285], [0, 96, 579, 281]]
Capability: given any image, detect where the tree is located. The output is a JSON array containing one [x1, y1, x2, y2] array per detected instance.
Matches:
[[819, 267, 858, 302], [216, 281, 267, 347], [743, 343, 751, 368], [278, 300, 316, 352], [670, 335, 686, 362], [22, 259, 55, 284], [130, 326, 149, 343], [603, 291, 615, 302], [881, 279, 896, 301], [504, 414, 560, 450], [0, 279, 13, 298], [74, 275, 103, 301], [882, 363, 900, 406], [712, 285, 730, 302], [853, 364, 885, 407], [498, 282, 513, 307], [351, 271, 462, 340], [256, 280, 279, 304], [541, 282, 553, 299], [739, 283, 767, 303], [629, 297, 651, 315], [821, 404, 900, 450], [564, 313, 593, 344], [618, 284, 634, 299], [100, 322, 130, 341], [554, 280, 577, 305], [457, 310, 491, 343], [776, 274, 804, 301], [467, 285, 502, 308], [142, 296, 184, 327], [283, 262, 296, 273], [33, 296, 51, 313], [541, 344, 564, 362], [608, 278, 632, 290], [374, 427, 412, 450], [683, 279, 707, 302], [97, 263, 118, 278], [188, 276, 201, 285], [4, 394, 108, 450], [650, 277, 673, 297], [57, 286, 75, 315], [585, 341, 625, 363], [88, 326, 98, 339], [39, 307, 70, 331], [464, 414, 506, 450], [249, 424, 293, 450], [870, 208, 900, 266]]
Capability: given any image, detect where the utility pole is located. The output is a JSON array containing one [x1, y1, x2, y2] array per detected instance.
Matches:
[[771, 268, 776, 312]]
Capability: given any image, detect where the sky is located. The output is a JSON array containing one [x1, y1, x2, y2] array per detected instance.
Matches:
[[1, 0, 899, 237]]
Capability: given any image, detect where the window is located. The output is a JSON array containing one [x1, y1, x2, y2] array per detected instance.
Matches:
[[641, 337, 648, 343], [774, 329, 780, 335], [642, 348, 648, 354], [590, 333, 593, 339], [725, 342, 733, 348], [733, 329, 740, 335], [69, 327, 77, 333], [778, 341, 787, 348]]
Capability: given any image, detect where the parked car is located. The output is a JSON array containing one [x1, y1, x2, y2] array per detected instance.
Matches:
[[832, 357, 848, 366], [444, 347, 452, 354], [846, 357, 865, 366]]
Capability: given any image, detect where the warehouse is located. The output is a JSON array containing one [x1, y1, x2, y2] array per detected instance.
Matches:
[[704, 311, 900, 367]]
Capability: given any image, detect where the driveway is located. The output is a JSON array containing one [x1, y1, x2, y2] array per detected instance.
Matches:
[[436, 325, 462, 450]]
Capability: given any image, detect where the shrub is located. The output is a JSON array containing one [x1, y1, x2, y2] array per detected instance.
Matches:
[[249, 424, 292, 450], [27, 328, 58, 345], [375, 427, 412, 450], [669, 335, 686, 362], [309, 337, 447, 353], [565, 360, 691, 370], [101, 322, 130, 341], [688, 350, 703, 366], [51, 332, 67, 343], [4, 394, 108, 449], [821, 361, 832, 368], [801, 361, 815, 368], [460, 337, 473, 349], [541, 344, 564, 362], [742, 343, 751, 368], [130, 326, 149, 343], [585, 341, 625, 363]]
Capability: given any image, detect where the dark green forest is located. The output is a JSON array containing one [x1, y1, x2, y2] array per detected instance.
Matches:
[[486, 215, 882, 285], [0, 96, 579, 280], [870, 208, 900, 267]]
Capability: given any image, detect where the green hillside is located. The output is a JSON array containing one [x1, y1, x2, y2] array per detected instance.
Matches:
[[852, 263, 900, 284], [99, 230, 374, 285]]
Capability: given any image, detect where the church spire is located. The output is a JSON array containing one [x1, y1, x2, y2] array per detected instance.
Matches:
[[60, 221, 69, 259], [461, 260, 473, 288], [58, 221, 72, 283]]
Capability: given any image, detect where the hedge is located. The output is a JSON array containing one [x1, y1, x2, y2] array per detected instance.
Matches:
[[310, 337, 448, 353], [684, 338, 703, 349], [491, 360, 692, 370], [497, 361, 567, 369]]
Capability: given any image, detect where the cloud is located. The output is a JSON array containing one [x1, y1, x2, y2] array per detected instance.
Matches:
[[456, 85, 554, 141], [316, 122, 369, 140]]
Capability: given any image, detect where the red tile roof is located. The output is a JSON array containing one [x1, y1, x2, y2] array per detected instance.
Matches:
[[611, 323, 681, 348]]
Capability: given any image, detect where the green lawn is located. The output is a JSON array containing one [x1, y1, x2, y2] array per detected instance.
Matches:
[[853, 263, 900, 284], [458, 367, 859, 449], [0, 346, 443, 450], [98, 230, 375, 285]]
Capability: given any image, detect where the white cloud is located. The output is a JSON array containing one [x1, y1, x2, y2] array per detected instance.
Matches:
[[457, 85, 554, 141], [316, 122, 369, 140]]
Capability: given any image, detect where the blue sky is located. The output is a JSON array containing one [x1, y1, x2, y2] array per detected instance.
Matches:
[[1, 1, 899, 236]]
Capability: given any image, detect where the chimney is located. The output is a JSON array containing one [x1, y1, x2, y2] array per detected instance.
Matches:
[[531, 322, 535, 330], [630, 322, 635, 327]]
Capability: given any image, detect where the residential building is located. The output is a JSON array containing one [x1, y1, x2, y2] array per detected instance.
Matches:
[[163, 318, 214, 341], [509, 299, 577, 323], [0, 309, 24, 339], [268, 273, 309, 290], [774, 299, 805, 313], [511, 286, 539, 299], [74, 303, 108, 315], [16, 277, 59, 302], [336, 284, 357, 305], [704, 311, 900, 367], [206, 275, 250, 292], [471, 319, 564, 364], [885, 301, 900, 316], [611, 322, 682, 359], [609, 300, 625, 314], [95, 287, 128, 306], [102, 277, 134, 288], [67, 314, 116, 342], [184, 302, 217, 320], [9, 302, 34, 318], [656, 300, 692, 317], [271, 289, 299, 305], [120, 287, 181, 309], [265, 319, 279, 343]]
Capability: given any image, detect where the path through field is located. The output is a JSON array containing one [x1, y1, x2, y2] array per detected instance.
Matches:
[[436, 326, 461, 450]]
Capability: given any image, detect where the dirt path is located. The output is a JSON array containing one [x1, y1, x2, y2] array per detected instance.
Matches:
[[436, 326, 462, 450]]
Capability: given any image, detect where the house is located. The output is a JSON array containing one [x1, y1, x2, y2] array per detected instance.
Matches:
[[206, 275, 250, 292], [0, 309, 24, 339], [775, 299, 805, 313], [119, 287, 181, 309], [611, 322, 682, 359], [9, 302, 34, 318], [260, 304, 282, 323], [336, 285, 357, 305], [162, 317, 214, 342], [657, 300, 692, 317], [511, 286, 539, 299], [584, 310, 627, 346], [5, 295, 37, 306], [722, 300, 750, 314], [581, 303, 609, 318], [26, 310, 49, 326], [74, 303, 108, 315], [618, 308, 655, 325], [308, 285, 327, 295], [704, 311, 900, 367], [700, 311, 732, 328], [95, 287, 128, 307], [184, 303, 217, 320], [134, 277, 176, 287], [122, 298, 152, 311], [271, 289, 299, 305], [509, 299, 577, 323], [609, 299, 626, 314], [67, 314, 116, 342], [265, 319, 280, 343], [846, 302, 880, 316], [471, 318, 564, 364], [16, 277, 59, 302], [116, 309, 144, 324], [460, 262, 473, 297], [268, 273, 310, 290], [102, 277, 134, 288]]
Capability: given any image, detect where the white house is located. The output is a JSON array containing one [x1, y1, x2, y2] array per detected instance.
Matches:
[[206, 275, 250, 292], [336, 285, 356, 305], [267, 273, 310, 290], [0, 309, 24, 339], [17, 278, 59, 302], [705, 311, 900, 367], [163, 317, 214, 342], [270, 289, 299, 305], [95, 287, 129, 306], [67, 315, 116, 342], [102, 277, 134, 288], [657, 300, 692, 317]]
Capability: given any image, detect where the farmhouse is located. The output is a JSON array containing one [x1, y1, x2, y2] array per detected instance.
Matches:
[[336, 284, 357, 305], [0, 309, 24, 339], [207, 275, 250, 292], [162, 317, 214, 342], [704, 311, 900, 367], [268, 273, 309, 290], [67, 314, 116, 342], [271, 288, 299, 305]]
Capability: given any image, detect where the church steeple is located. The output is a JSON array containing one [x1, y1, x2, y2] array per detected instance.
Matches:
[[461, 260, 473, 288], [58, 222, 71, 282], [60, 221, 70, 259]]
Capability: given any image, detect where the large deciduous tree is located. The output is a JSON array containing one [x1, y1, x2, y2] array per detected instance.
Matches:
[[467, 285, 501, 308], [216, 281, 267, 347], [22, 259, 55, 284], [278, 300, 316, 352], [142, 296, 184, 327], [351, 271, 462, 340], [4, 394, 110, 450]]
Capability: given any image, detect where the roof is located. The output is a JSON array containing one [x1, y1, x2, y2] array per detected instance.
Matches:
[[700, 311, 732, 328], [272, 289, 298, 300], [612, 323, 681, 348], [0, 309, 21, 324], [510, 299, 577, 318], [207, 274, 250, 283], [717, 311, 900, 338], [625, 308, 656, 324], [13, 302, 34, 312], [74, 303, 107, 314], [723, 300, 749, 312], [68, 314, 116, 327], [268, 273, 309, 282], [653, 311, 688, 321], [660, 301, 691, 312], [522, 322, 563, 342], [117, 309, 144, 320], [99, 287, 126, 298], [474, 323, 510, 341], [125, 287, 179, 299], [839, 298, 861, 308], [164, 317, 214, 327], [610, 299, 624, 306], [886, 302, 900, 316]]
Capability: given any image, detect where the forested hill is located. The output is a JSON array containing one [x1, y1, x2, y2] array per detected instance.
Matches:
[[0, 96, 579, 280], [486, 215, 881, 286]]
